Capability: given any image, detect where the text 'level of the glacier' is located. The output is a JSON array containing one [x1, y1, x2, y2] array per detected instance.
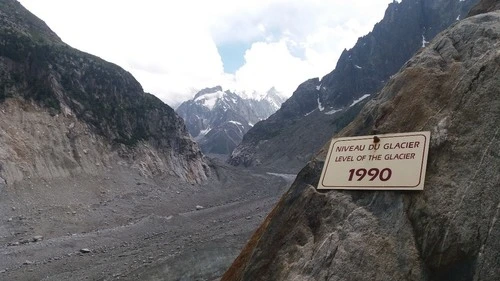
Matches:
[[318, 131, 431, 190]]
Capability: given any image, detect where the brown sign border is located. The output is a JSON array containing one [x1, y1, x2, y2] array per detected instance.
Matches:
[[318, 132, 430, 190]]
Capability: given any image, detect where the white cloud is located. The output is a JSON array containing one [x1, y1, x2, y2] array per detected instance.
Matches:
[[18, 0, 394, 106], [233, 40, 314, 95]]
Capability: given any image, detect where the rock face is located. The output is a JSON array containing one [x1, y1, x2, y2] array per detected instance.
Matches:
[[176, 86, 284, 155], [0, 176, 5, 191], [0, 0, 209, 184], [229, 0, 478, 173], [222, 10, 500, 281], [468, 0, 500, 15]]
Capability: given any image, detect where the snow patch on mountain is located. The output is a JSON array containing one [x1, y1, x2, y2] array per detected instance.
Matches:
[[325, 108, 343, 115], [199, 127, 211, 136], [194, 90, 225, 110], [317, 97, 324, 112], [262, 95, 280, 110], [304, 109, 316, 116], [350, 94, 371, 107], [421, 34, 430, 48]]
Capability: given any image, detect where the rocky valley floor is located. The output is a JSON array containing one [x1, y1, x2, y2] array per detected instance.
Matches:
[[0, 157, 295, 281]]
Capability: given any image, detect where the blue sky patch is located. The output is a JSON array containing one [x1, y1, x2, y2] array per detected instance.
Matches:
[[217, 42, 251, 74]]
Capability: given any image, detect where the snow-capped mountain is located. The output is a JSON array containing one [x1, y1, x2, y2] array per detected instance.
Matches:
[[176, 86, 285, 155]]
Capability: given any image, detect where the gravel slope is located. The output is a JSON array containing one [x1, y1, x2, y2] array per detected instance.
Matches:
[[0, 157, 294, 281]]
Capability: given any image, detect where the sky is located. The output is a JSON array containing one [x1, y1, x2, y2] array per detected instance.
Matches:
[[18, 0, 395, 107]]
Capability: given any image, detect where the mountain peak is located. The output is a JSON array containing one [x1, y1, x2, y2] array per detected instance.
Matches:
[[177, 86, 285, 155], [266, 86, 278, 95], [193, 88, 227, 111], [193, 86, 224, 100], [263, 87, 283, 99], [0, 0, 62, 45], [262, 87, 286, 110]]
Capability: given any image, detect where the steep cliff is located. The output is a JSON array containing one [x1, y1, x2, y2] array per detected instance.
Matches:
[[468, 0, 500, 15], [229, 0, 478, 173], [0, 0, 209, 184], [223, 8, 500, 281]]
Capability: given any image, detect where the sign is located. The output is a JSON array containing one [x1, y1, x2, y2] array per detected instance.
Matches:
[[318, 131, 430, 190]]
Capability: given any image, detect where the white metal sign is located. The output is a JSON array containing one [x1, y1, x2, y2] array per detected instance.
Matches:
[[318, 131, 431, 190]]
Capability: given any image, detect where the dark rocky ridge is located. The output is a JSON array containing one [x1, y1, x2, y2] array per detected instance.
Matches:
[[229, 0, 479, 173], [0, 0, 208, 184], [0, 0, 61, 44], [467, 0, 500, 15], [223, 9, 500, 281], [177, 86, 284, 155]]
